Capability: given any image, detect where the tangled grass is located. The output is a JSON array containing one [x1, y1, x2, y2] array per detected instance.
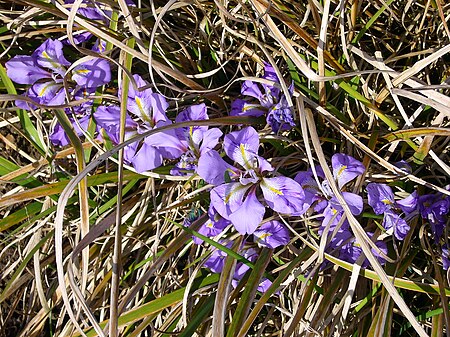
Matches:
[[0, 0, 450, 336]]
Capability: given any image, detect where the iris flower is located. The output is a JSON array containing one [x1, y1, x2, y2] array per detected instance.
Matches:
[[6, 38, 110, 110], [367, 183, 414, 240], [253, 220, 290, 249], [230, 63, 296, 133], [145, 103, 223, 176], [418, 190, 450, 242], [197, 126, 306, 234]]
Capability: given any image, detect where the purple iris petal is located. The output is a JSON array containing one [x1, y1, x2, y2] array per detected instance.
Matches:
[[230, 99, 266, 117], [396, 191, 418, 214], [332, 153, 365, 188], [320, 205, 348, 234], [71, 58, 111, 88], [199, 128, 222, 155], [367, 183, 395, 214], [192, 205, 230, 244], [383, 210, 410, 240], [256, 156, 274, 173], [266, 95, 295, 133], [257, 278, 273, 293], [394, 160, 412, 174], [92, 39, 107, 53], [210, 182, 251, 220], [145, 128, 187, 160], [204, 242, 232, 273], [223, 126, 260, 170], [175, 103, 208, 144], [26, 81, 66, 107], [210, 183, 265, 234], [5, 55, 52, 85], [49, 114, 91, 146], [33, 39, 70, 77], [442, 245, 450, 270], [420, 196, 449, 241], [192, 217, 228, 245], [197, 150, 237, 185], [241, 80, 264, 101], [294, 170, 321, 210], [170, 154, 196, 176], [228, 188, 266, 235], [126, 74, 169, 126], [131, 139, 164, 173], [94, 105, 138, 144], [262, 63, 279, 82], [329, 192, 364, 215], [253, 220, 290, 248], [260, 177, 306, 215], [233, 247, 258, 281]]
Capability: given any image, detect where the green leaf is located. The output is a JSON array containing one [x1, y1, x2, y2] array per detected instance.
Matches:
[[80, 273, 220, 337]]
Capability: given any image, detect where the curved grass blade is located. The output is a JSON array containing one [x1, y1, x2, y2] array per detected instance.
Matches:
[[77, 273, 220, 337], [226, 248, 272, 337]]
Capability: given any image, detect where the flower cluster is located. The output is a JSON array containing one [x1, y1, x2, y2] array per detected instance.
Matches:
[[6, 38, 111, 146], [5, 32, 450, 289]]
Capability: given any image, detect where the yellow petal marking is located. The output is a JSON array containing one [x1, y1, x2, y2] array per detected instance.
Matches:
[[261, 179, 283, 195], [337, 165, 347, 178], [382, 198, 393, 205], [259, 232, 272, 239], [41, 51, 62, 71], [39, 82, 53, 97]]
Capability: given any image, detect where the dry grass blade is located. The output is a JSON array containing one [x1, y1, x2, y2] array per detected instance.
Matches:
[[304, 108, 429, 337]]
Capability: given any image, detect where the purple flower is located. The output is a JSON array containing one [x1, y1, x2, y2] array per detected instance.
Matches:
[[143, 103, 223, 176], [253, 220, 290, 248], [49, 114, 92, 147], [419, 193, 450, 241], [266, 84, 295, 132], [197, 150, 237, 185], [396, 191, 418, 214], [320, 192, 363, 234], [366, 183, 412, 240], [170, 104, 223, 175], [230, 63, 295, 133], [63, 0, 135, 45], [198, 127, 306, 234], [204, 242, 232, 274], [33, 38, 70, 77], [6, 38, 111, 111], [394, 160, 412, 174], [125, 74, 170, 126], [97, 74, 184, 173], [367, 183, 395, 215], [329, 231, 387, 267], [233, 247, 258, 281], [230, 99, 265, 118], [257, 278, 273, 293], [383, 210, 410, 240], [71, 58, 111, 87], [94, 105, 139, 163], [192, 206, 229, 245], [5, 55, 52, 85], [332, 154, 365, 188]]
